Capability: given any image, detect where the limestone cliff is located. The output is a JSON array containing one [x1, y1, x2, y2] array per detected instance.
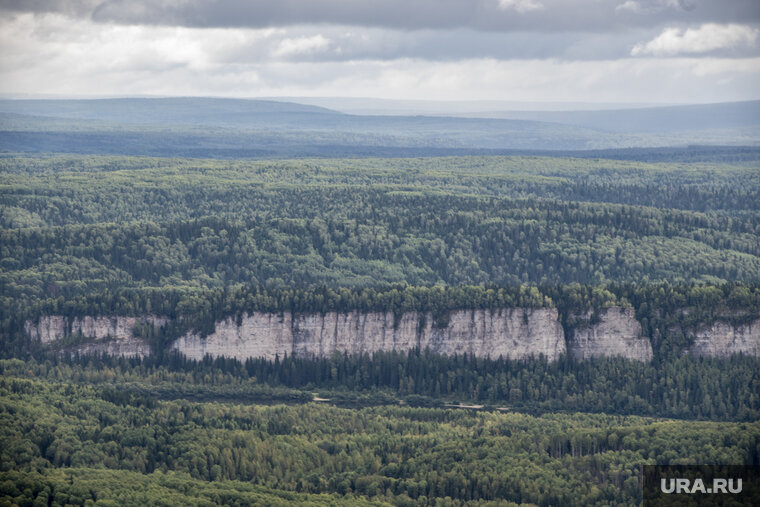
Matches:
[[25, 307, 759, 362], [23, 315, 166, 358], [171, 308, 566, 362], [420, 308, 565, 361], [687, 317, 760, 358], [171, 313, 294, 362], [71, 339, 153, 358], [567, 307, 653, 361]]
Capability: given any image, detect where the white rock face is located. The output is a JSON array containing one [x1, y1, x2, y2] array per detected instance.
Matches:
[[689, 318, 760, 358], [172, 313, 293, 362], [568, 307, 653, 361], [24, 315, 168, 343], [171, 308, 566, 361], [421, 308, 565, 361], [31, 307, 756, 362], [24, 315, 67, 344], [23, 315, 167, 358], [72, 340, 152, 358]]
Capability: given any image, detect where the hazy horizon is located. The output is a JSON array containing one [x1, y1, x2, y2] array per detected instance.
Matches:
[[3, 94, 758, 118]]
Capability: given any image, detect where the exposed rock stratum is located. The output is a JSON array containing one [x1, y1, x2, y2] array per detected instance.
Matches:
[[22, 308, 760, 361]]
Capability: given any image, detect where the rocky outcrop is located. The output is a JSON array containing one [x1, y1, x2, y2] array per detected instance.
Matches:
[[24, 315, 69, 344], [23, 315, 167, 358], [71, 339, 153, 358], [28, 307, 759, 362], [688, 318, 760, 358], [24, 315, 168, 343], [420, 308, 565, 361], [568, 307, 653, 361], [172, 308, 566, 362], [171, 313, 294, 362]]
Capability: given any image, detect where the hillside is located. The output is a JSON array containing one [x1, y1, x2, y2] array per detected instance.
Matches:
[[2, 149, 759, 507], [2, 98, 758, 157], [0, 97, 342, 126], [407, 100, 760, 133]]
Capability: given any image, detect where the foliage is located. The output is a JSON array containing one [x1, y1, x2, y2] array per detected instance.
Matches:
[[2, 152, 760, 505], [3, 344, 760, 423], [1, 365, 758, 506], [2, 155, 759, 327]]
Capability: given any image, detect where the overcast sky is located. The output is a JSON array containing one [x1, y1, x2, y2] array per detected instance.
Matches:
[[1, 0, 759, 104]]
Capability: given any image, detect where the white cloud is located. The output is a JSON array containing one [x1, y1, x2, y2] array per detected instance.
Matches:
[[497, 0, 544, 14], [1, 13, 759, 103], [274, 34, 331, 58], [616, 1, 643, 13], [616, 0, 694, 14], [632, 23, 759, 56]]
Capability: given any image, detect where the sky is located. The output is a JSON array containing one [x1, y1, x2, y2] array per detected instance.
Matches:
[[1, 0, 759, 104]]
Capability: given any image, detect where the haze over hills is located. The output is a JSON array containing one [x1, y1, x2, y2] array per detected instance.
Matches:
[[0, 97, 342, 128], [269, 97, 676, 115], [468, 100, 760, 133], [277, 97, 760, 133], [0, 97, 759, 158]]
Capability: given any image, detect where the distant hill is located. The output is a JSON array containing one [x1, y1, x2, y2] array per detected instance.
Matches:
[[0, 97, 590, 137], [282, 97, 760, 134], [2, 97, 758, 133], [0, 97, 758, 157], [475, 100, 760, 133], [0, 97, 343, 127]]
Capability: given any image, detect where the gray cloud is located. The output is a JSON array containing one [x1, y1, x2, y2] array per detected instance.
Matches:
[[1, 0, 758, 103], [2, 0, 759, 32], [1, 11, 759, 103], [0, 0, 100, 18], [164, 24, 759, 64], [241, 28, 656, 63]]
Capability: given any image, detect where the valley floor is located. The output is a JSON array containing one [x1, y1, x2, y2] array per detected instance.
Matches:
[[1, 356, 758, 506]]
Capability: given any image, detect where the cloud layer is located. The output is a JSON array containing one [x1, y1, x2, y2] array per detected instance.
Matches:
[[1, 0, 759, 102], [3, 0, 759, 31]]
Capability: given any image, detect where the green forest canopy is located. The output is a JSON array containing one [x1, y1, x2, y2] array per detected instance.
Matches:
[[2, 363, 759, 506], [1, 154, 759, 320]]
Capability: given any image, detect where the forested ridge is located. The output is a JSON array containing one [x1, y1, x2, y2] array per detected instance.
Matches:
[[2, 155, 759, 319], [2, 154, 758, 356], [2, 152, 760, 506]]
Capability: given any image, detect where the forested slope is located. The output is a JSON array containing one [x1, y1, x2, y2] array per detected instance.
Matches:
[[2, 362, 759, 506], [2, 151, 760, 506], [2, 156, 758, 312], [2, 154, 758, 352]]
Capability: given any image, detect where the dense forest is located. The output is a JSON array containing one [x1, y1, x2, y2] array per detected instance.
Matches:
[[6, 340, 760, 421], [2, 360, 759, 506], [2, 154, 758, 353], [2, 155, 759, 319], [2, 151, 759, 505]]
